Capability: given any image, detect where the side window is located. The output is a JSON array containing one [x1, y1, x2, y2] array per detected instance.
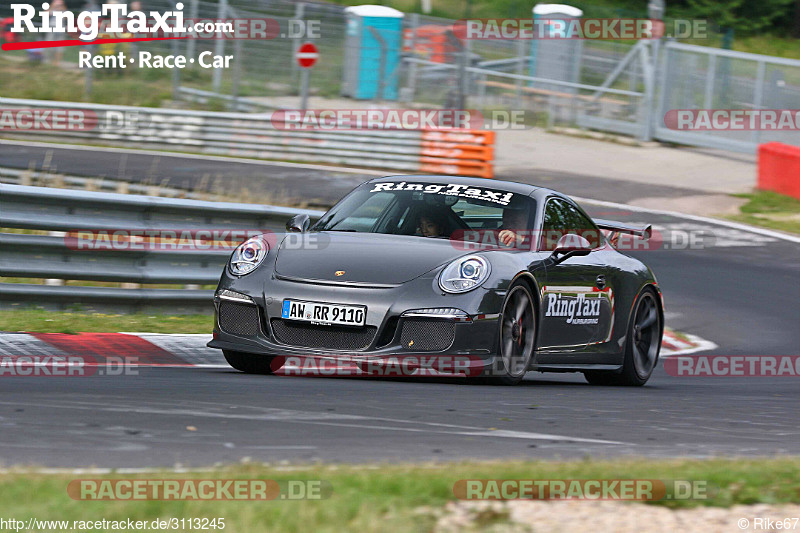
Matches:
[[541, 199, 570, 251], [564, 203, 603, 248], [540, 198, 603, 250]]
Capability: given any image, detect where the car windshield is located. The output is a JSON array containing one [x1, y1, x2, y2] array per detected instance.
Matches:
[[312, 181, 536, 241]]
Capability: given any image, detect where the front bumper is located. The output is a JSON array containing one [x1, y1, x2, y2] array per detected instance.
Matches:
[[206, 270, 503, 366]]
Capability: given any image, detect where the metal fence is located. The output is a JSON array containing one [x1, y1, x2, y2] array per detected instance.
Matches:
[[653, 42, 800, 152], [0, 97, 496, 178], [145, 4, 800, 153], [4, 1, 800, 155], [0, 183, 323, 313]]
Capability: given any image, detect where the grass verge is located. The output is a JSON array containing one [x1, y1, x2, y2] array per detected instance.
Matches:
[[0, 458, 799, 532], [0, 309, 212, 334], [729, 190, 800, 235]]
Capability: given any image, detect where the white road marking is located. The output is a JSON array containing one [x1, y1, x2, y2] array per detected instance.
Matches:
[[622, 221, 778, 248], [0, 399, 625, 446], [574, 195, 800, 244]]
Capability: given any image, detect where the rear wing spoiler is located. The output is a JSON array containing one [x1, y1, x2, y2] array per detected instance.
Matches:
[[594, 219, 652, 240]]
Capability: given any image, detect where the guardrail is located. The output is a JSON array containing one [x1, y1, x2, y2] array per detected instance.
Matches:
[[0, 166, 209, 200], [0, 183, 324, 313], [0, 97, 495, 179]]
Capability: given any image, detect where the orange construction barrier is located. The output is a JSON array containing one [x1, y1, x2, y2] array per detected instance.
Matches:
[[758, 142, 800, 199], [420, 141, 493, 161], [419, 128, 495, 179], [403, 25, 459, 64]]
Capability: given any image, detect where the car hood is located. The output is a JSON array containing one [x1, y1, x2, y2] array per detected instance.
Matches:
[[274, 232, 468, 285]]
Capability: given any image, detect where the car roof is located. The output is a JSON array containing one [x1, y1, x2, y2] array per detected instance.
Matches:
[[369, 175, 541, 196]]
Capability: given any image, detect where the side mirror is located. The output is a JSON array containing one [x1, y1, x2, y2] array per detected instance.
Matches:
[[551, 233, 592, 263], [286, 214, 310, 233]]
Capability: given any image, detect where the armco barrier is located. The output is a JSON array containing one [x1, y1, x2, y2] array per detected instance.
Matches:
[[0, 97, 495, 179], [758, 142, 800, 200], [0, 183, 324, 313]]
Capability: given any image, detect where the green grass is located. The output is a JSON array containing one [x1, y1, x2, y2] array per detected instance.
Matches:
[[0, 309, 212, 334], [0, 54, 217, 107], [0, 56, 171, 107], [1, 458, 799, 532], [729, 190, 800, 234]]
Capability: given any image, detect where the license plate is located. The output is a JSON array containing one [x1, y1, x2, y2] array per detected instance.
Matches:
[[281, 299, 366, 327]]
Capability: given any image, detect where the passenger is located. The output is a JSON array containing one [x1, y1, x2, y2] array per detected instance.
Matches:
[[418, 210, 450, 238]]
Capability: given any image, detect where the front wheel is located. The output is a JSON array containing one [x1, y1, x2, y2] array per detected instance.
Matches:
[[584, 287, 661, 386], [223, 350, 280, 374], [483, 282, 537, 386]]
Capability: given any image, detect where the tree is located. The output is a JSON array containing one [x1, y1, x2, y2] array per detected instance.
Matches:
[[684, 0, 795, 33]]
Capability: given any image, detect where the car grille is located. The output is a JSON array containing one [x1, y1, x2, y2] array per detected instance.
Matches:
[[270, 319, 377, 351], [218, 301, 261, 336], [400, 319, 456, 352]]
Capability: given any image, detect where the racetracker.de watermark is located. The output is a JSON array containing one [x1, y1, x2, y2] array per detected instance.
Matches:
[[270, 355, 485, 378], [453, 479, 711, 500], [664, 355, 800, 377], [0, 355, 138, 376], [63, 230, 327, 251], [665, 109, 800, 131], [452, 18, 708, 40], [0, 109, 153, 132], [68, 479, 332, 500], [65, 229, 268, 251], [450, 228, 711, 252], [270, 109, 531, 131]]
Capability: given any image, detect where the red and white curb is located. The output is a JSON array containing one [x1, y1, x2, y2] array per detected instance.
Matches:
[[0, 328, 715, 369], [660, 329, 718, 357], [0, 332, 226, 368]]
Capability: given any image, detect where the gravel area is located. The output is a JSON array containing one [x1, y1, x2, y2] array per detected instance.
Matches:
[[432, 500, 800, 532]]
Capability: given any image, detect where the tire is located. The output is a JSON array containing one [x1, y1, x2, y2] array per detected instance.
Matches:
[[482, 281, 537, 386], [223, 350, 280, 375], [583, 287, 661, 386]]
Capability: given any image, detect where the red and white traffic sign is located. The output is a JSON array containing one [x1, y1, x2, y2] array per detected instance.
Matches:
[[296, 42, 319, 68]]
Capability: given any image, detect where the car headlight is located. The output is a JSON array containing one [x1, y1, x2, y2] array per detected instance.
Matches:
[[229, 235, 269, 276], [439, 255, 490, 293]]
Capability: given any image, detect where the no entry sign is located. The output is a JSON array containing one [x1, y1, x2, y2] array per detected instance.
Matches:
[[296, 42, 319, 68]]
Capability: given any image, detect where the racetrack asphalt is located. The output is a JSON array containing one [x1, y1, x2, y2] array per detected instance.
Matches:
[[0, 141, 706, 205], [0, 142, 798, 468]]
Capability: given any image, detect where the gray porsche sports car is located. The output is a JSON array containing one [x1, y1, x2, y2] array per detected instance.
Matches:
[[208, 175, 664, 386]]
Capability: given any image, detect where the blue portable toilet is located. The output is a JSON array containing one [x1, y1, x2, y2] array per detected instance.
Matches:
[[342, 5, 405, 100], [529, 4, 583, 94]]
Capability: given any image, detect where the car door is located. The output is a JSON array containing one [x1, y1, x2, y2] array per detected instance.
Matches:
[[537, 197, 614, 354]]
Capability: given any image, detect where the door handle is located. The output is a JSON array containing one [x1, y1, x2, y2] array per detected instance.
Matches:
[[595, 275, 606, 289]]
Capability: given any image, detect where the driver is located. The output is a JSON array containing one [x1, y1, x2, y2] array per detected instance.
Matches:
[[498, 201, 530, 248]]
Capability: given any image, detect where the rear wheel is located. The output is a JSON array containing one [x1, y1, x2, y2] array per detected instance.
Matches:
[[223, 350, 280, 374], [484, 281, 537, 386], [584, 287, 661, 386]]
